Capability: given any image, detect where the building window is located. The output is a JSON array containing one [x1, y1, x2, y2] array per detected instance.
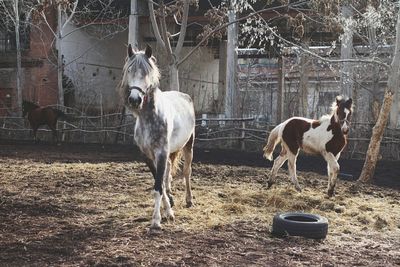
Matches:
[[0, 23, 30, 53]]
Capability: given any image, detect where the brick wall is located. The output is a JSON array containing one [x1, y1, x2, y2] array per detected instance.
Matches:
[[24, 8, 58, 107], [0, 7, 58, 116]]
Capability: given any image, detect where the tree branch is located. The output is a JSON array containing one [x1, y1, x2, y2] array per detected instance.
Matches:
[[177, 3, 290, 67], [62, 0, 78, 31], [0, 1, 16, 24], [40, 10, 57, 38], [252, 5, 390, 70], [148, 0, 166, 50], [159, 1, 173, 57], [174, 0, 189, 57]]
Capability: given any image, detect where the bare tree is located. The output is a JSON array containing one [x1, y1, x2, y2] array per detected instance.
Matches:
[[147, 0, 196, 91], [33, 0, 126, 107], [0, 0, 34, 115], [358, 5, 400, 182]]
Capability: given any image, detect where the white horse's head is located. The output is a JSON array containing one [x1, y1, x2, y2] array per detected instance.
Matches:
[[333, 96, 353, 135], [119, 44, 160, 111]]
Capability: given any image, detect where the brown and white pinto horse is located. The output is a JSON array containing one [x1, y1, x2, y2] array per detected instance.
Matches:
[[263, 96, 353, 197]]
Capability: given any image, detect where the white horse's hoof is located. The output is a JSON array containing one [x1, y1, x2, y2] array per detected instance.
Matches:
[[186, 200, 193, 208], [167, 213, 175, 222], [327, 188, 335, 197], [150, 222, 162, 230], [162, 209, 175, 221]]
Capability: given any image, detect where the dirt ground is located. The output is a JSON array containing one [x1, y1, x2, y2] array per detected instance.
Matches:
[[0, 141, 399, 266]]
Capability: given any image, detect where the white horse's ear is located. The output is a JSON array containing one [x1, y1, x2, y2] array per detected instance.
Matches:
[[145, 44, 152, 58], [128, 44, 136, 58]]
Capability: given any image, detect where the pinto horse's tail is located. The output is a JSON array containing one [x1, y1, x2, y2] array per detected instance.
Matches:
[[169, 150, 182, 176], [263, 125, 281, 161]]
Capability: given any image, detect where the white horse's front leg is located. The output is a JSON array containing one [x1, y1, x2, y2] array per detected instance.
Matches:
[[161, 160, 174, 221], [150, 151, 168, 230], [162, 184, 174, 221], [151, 190, 162, 229]]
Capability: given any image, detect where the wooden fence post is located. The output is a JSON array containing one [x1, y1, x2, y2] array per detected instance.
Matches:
[[241, 120, 246, 150]]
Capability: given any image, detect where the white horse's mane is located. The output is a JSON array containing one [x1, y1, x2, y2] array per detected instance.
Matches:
[[119, 51, 161, 94]]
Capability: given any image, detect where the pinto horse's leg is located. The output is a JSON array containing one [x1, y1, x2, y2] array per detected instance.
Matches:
[[150, 150, 168, 230], [287, 151, 302, 192], [268, 147, 288, 188], [182, 133, 194, 208], [322, 151, 340, 197]]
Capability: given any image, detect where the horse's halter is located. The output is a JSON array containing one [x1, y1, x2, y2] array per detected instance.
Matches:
[[129, 85, 149, 105], [129, 86, 146, 95]]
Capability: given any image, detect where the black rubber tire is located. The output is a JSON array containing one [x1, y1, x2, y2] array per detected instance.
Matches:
[[271, 212, 328, 239]]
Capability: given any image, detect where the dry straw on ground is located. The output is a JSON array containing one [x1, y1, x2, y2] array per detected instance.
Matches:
[[0, 146, 399, 266]]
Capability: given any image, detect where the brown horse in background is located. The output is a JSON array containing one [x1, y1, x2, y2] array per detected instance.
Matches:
[[22, 100, 67, 143]]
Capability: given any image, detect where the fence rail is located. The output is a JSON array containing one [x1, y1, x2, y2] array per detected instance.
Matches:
[[1, 114, 400, 160]]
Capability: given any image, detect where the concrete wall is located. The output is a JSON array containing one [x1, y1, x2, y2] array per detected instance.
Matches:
[[174, 46, 220, 114], [62, 21, 220, 115], [62, 24, 127, 114]]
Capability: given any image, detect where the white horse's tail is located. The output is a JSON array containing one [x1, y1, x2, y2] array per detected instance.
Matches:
[[263, 125, 281, 161], [169, 150, 182, 176]]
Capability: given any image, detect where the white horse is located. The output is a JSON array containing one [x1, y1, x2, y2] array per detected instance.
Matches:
[[263, 96, 353, 197], [119, 44, 195, 229]]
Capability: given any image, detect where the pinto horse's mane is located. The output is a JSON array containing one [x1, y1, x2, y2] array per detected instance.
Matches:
[[319, 96, 353, 122]]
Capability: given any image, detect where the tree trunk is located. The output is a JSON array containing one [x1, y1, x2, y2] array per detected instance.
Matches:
[[218, 41, 227, 113], [389, 86, 399, 127], [224, 8, 238, 118], [169, 63, 179, 91], [358, 91, 394, 182], [276, 56, 284, 123], [14, 0, 22, 116], [299, 41, 309, 117], [340, 5, 354, 98], [57, 4, 64, 107], [358, 6, 400, 183], [368, 25, 381, 123], [128, 0, 139, 49]]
